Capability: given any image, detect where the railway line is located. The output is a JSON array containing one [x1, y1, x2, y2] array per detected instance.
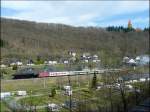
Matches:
[[8, 68, 122, 80]]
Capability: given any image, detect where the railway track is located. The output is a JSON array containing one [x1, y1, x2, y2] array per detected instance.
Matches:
[[2, 68, 122, 81]]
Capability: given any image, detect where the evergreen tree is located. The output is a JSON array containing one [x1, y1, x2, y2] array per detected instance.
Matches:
[[91, 72, 97, 89], [51, 88, 56, 97]]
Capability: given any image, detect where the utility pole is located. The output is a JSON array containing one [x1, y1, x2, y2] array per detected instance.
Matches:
[[67, 56, 72, 112], [68, 75, 72, 112]]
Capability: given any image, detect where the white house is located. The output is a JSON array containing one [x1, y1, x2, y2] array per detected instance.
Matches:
[[93, 60, 97, 63], [16, 61, 23, 66], [96, 86, 102, 90], [82, 54, 86, 58], [1, 92, 11, 99], [126, 85, 133, 89], [72, 52, 76, 57], [128, 59, 136, 64], [48, 61, 57, 65], [92, 59, 100, 63], [64, 86, 71, 90], [47, 103, 59, 112], [44, 61, 48, 64], [10, 62, 16, 66], [93, 55, 98, 59], [0, 64, 6, 68], [64, 60, 69, 64], [139, 78, 146, 82], [48, 61, 53, 64], [52, 61, 57, 64], [135, 56, 140, 61], [82, 53, 90, 58], [64, 86, 72, 96], [123, 56, 130, 63], [27, 63, 35, 66], [17, 91, 27, 96]]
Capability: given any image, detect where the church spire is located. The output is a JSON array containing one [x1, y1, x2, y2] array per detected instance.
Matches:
[[128, 20, 132, 29]]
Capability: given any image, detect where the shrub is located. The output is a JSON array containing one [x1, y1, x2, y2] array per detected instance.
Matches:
[[12, 65, 18, 70], [51, 88, 56, 97]]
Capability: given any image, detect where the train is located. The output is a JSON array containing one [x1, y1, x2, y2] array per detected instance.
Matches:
[[12, 67, 105, 79]]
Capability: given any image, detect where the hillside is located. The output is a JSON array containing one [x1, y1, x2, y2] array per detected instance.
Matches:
[[1, 18, 149, 62]]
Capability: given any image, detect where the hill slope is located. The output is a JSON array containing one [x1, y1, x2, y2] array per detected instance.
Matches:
[[1, 18, 149, 61]]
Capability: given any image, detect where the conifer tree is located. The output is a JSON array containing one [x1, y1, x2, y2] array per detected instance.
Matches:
[[91, 72, 97, 89]]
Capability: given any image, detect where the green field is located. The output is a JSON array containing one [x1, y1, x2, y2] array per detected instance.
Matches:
[[1, 72, 102, 92], [0, 101, 11, 112]]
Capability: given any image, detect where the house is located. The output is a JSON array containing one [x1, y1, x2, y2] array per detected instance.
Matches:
[[93, 55, 98, 59], [63, 86, 72, 96], [126, 85, 133, 89], [68, 51, 76, 57], [0, 64, 6, 68], [10, 61, 23, 66], [44, 61, 48, 64], [128, 59, 137, 66], [82, 53, 90, 58], [123, 56, 130, 63], [128, 59, 136, 63], [135, 56, 140, 61], [27, 63, 35, 66], [139, 78, 146, 82], [47, 103, 60, 112], [10, 62, 16, 66], [82, 54, 86, 58], [16, 61, 23, 66], [52, 61, 57, 64], [92, 59, 100, 63], [72, 52, 76, 57], [17, 91, 27, 96], [1, 92, 11, 99], [63, 60, 69, 64], [48, 61, 57, 65], [48, 61, 53, 64]]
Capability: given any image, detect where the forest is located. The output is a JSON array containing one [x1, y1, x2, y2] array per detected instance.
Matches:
[[1, 18, 149, 65]]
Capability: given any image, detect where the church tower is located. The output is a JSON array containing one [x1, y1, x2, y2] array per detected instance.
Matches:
[[128, 20, 132, 29]]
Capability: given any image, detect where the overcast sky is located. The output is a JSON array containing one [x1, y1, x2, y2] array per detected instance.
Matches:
[[1, 0, 149, 28]]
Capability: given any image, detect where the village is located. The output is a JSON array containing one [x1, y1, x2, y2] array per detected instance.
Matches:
[[1, 51, 149, 69]]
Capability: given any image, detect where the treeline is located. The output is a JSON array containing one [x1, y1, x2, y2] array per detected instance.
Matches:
[[106, 26, 150, 32], [106, 26, 134, 32]]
